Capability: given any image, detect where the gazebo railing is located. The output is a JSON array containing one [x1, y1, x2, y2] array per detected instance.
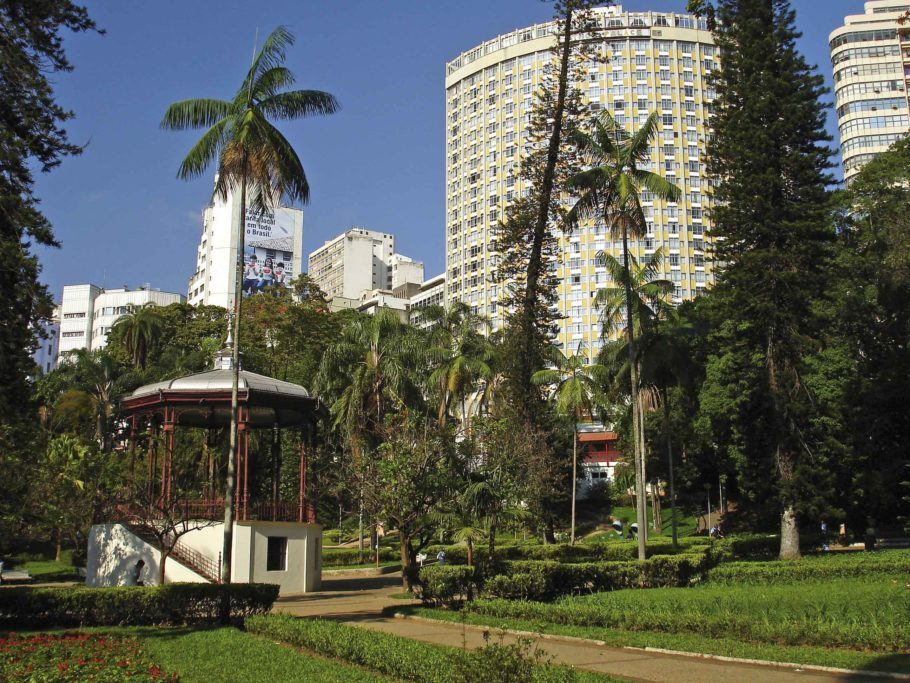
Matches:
[[115, 498, 314, 524]]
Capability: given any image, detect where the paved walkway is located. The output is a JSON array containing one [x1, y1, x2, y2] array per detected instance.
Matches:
[[274, 573, 903, 683]]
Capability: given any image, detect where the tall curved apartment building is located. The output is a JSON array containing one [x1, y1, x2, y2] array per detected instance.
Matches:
[[830, 1, 910, 183], [445, 4, 716, 354]]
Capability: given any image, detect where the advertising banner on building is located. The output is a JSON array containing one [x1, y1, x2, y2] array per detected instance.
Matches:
[[241, 207, 297, 296]]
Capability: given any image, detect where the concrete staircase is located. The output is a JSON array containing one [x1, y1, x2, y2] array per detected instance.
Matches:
[[126, 524, 220, 583]]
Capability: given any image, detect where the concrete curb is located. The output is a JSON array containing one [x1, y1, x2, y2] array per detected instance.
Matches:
[[394, 612, 910, 681]]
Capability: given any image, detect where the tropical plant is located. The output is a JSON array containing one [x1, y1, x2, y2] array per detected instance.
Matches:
[[532, 341, 608, 544], [425, 303, 492, 431], [110, 304, 165, 369], [161, 26, 339, 582], [66, 349, 125, 453], [565, 110, 680, 559], [316, 310, 422, 553]]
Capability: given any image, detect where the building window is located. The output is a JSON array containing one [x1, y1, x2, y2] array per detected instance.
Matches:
[[267, 536, 288, 571]]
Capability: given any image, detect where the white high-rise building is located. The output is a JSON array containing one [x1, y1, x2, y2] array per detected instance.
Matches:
[[307, 228, 396, 301], [445, 5, 717, 353], [57, 284, 184, 362], [829, 1, 910, 183], [32, 305, 60, 376], [390, 253, 425, 290], [187, 187, 304, 308]]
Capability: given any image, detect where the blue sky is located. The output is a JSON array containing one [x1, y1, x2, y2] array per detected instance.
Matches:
[[36, 0, 862, 300]]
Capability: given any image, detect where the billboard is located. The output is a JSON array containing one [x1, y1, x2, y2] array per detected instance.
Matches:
[[241, 206, 298, 296]]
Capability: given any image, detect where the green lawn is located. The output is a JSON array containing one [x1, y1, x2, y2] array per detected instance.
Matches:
[[580, 505, 699, 542], [9, 557, 81, 583]]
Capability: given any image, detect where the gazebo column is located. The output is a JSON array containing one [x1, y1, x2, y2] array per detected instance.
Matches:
[[147, 419, 158, 502], [271, 422, 281, 520], [127, 416, 138, 484], [298, 437, 310, 523], [237, 406, 250, 521], [162, 406, 176, 505]]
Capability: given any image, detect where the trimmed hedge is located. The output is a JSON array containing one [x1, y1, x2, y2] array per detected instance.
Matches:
[[322, 547, 397, 567], [484, 554, 709, 601], [0, 583, 278, 627], [424, 537, 712, 567], [416, 565, 475, 607], [246, 613, 611, 682], [708, 550, 910, 584]]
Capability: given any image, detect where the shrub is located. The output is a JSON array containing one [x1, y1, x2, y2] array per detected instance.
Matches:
[[322, 547, 397, 567], [707, 550, 910, 584], [483, 554, 708, 601], [0, 583, 278, 627], [417, 565, 475, 607], [246, 614, 590, 682]]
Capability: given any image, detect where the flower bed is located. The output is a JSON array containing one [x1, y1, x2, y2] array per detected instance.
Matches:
[[0, 632, 176, 681]]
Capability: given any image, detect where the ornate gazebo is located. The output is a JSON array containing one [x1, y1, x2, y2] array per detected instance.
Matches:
[[120, 345, 319, 524], [86, 345, 324, 594]]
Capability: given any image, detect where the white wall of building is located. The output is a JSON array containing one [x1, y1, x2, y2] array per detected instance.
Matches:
[[86, 520, 322, 594], [308, 227, 396, 301], [90, 287, 185, 351], [390, 253, 425, 289], [32, 307, 60, 376], [56, 284, 184, 363], [187, 187, 304, 309], [59, 284, 100, 358]]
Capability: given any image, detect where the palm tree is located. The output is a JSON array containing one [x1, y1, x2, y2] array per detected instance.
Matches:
[[425, 303, 492, 431], [532, 341, 608, 544], [316, 310, 421, 554], [111, 304, 164, 369], [68, 349, 123, 454], [636, 307, 695, 548], [161, 26, 339, 583], [566, 110, 680, 560]]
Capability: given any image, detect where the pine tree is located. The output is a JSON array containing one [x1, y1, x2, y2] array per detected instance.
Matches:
[[689, 0, 835, 559], [495, 0, 602, 422]]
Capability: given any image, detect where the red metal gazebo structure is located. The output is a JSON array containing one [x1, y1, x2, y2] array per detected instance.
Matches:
[[121, 348, 319, 524]]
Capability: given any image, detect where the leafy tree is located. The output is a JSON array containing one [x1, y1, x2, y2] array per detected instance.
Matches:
[[566, 110, 680, 560], [0, 0, 99, 543], [64, 349, 128, 453], [370, 414, 462, 589], [829, 138, 910, 533], [161, 26, 338, 582], [688, 0, 836, 558], [532, 342, 607, 544]]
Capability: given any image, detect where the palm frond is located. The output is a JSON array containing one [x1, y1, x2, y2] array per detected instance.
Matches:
[[259, 89, 340, 121], [160, 98, 232, 131]]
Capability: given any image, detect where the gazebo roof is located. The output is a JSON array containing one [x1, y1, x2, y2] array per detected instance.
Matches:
[[129, 368, 312, 401], [122, 364, 318, 429]]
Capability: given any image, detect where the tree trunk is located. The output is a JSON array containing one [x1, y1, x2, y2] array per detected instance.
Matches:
[[664, 391, 678, 548], [221, 164, 247, 585], [651, 482, 661, 535], [625, 225, 647, 561], [467, 538, 474, 567], [488, 520, 497, 562], [570, 425, 578, 544], [158, 547, 169, 585], [638, 392, 648, 544], [400, 534, 413, 590], [779, 501, 800, 560], [55, 527, 63, 562]]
